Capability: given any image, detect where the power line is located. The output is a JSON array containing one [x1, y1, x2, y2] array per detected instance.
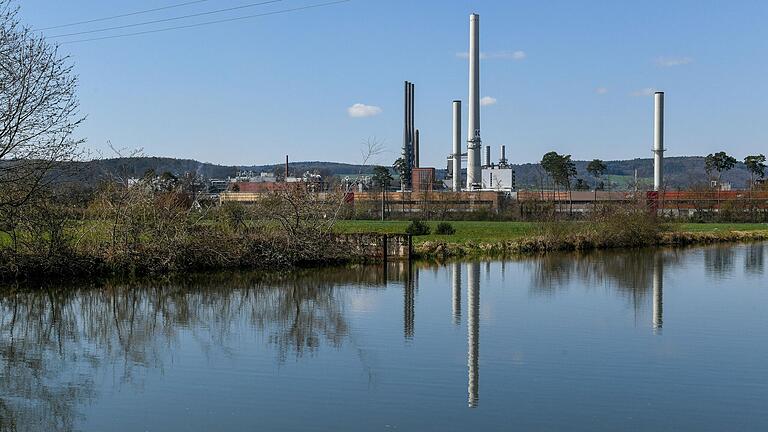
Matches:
[[50, 0, 285, 38], [37, 0, 214, 31], [61, 0, 351, 44]]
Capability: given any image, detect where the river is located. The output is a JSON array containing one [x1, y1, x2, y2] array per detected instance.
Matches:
[[1, 243, 766, 431]]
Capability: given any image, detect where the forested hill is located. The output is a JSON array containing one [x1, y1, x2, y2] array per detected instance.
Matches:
[[62, 156, 756, 189], [62, 157, 379, 185], [512, 156, 754, 189]]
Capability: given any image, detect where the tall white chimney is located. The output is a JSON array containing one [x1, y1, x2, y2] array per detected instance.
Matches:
[[466, 13, 481, 190], [653, 92, 665, 191], [452, 100, 462, 192]]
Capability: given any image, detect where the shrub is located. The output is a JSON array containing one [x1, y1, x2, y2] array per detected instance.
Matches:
[[405, 219, 431, 236], [435, 222, 456, 235]]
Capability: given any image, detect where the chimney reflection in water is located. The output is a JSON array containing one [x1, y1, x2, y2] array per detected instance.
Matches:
[[467, 262, 480, 408], [404, 263, 415, 340], [653, 253, 664, 334], [452, 263, 462, 326]]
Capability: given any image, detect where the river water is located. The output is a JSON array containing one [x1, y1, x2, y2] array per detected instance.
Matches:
[[1, 243, 766, 431]]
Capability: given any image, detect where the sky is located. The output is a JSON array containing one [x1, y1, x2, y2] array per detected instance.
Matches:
[[19, 0, 768, 168]]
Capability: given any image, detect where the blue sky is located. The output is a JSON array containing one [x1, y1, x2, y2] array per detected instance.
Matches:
[[20, 0, 768, 167]]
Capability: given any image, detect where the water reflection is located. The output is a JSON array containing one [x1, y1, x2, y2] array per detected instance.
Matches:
[[705, 245, 736, 278], [0, 243, 765, 429], [745, 243, 764, 275], [0, 268, 381, 431], [404, 264, 416, 340], [653, 252, 664, 334], [451, 262, 462, 326], [467, 262, 480, 408]]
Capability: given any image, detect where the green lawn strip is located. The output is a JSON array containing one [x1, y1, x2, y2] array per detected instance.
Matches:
[[675, 223, 768, 233], [334, 220, 768, 245]]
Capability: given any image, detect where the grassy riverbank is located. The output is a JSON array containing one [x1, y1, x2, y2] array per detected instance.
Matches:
[[336, 220, 768, 243], [3, 206, 767, 281], [336, 220, 768, 258]]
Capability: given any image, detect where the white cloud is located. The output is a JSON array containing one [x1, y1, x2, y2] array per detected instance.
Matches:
[[595, 87, 609, 95], [655, 56, 694, 67], [510, 50, 527, 60], [456, 50, 526, 61], [631, 88, 656, 97], [480, 96, 497, 106], [347, 103, 382, 118]]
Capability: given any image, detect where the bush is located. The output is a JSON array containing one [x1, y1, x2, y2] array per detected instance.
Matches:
[[405, 219, 431, 236], [435, 222, 456, 235]]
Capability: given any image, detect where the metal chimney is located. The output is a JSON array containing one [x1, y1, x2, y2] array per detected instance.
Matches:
[[653, 92, 665, 191], [402, 81, 416, 190], [484, 145, 491, 167], [285, 155, 289, 180], [409, 82, 415, 170], [402, 81, 410, 190], [415, 129, 420, 168], [452, 100, 462, 192], [466, 13, 482, 189], [500, 145, 507, 166]]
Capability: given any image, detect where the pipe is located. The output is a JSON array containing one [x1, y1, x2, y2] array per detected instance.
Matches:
[[466, 13, 482, 189], [654, 91, 664, 191], [452, 100, 462, 192], [285, 155, 289, 180], [500, 145, 506, 165], [484, 145, 491, 167]]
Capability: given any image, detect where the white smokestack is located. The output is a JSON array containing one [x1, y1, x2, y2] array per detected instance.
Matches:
[[654, 91, 665, 191], [452, 100, 462, 192], [466, 13, 481, 189]]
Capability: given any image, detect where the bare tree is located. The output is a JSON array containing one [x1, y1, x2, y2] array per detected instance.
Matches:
[[0, 0, 84, 212]]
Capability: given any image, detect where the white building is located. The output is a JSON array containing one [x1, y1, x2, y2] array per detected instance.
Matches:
[[481, 166, 515, 191]]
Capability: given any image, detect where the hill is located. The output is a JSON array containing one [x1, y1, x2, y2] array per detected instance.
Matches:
[[510, 156, 753, 189], [59, 156, 755, 190], [58, 157, 379, 185]]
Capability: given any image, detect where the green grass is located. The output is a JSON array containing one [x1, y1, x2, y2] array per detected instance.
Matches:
[[335, 220, 768, 245], [675, 222, 768, 232]]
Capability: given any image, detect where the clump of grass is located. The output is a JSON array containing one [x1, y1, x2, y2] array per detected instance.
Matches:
[[405, 220, 431, 236], [435, 222, 456, 235]]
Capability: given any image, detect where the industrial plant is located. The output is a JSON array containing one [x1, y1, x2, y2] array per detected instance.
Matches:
[[218, 12, 767, 217]]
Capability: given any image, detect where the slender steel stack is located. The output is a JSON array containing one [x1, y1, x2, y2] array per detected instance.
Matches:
[[466, 13, 482, 189], [401, 81, 417, 190], [653, 91, 665, 191], [452, 100, 462, 191]]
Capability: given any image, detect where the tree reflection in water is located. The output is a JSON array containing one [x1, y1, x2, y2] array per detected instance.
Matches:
[[0, 266, 389, 432], [704, 245, 736, 278], [529, 248, 681, 306], [744, 242, 765, 275]]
